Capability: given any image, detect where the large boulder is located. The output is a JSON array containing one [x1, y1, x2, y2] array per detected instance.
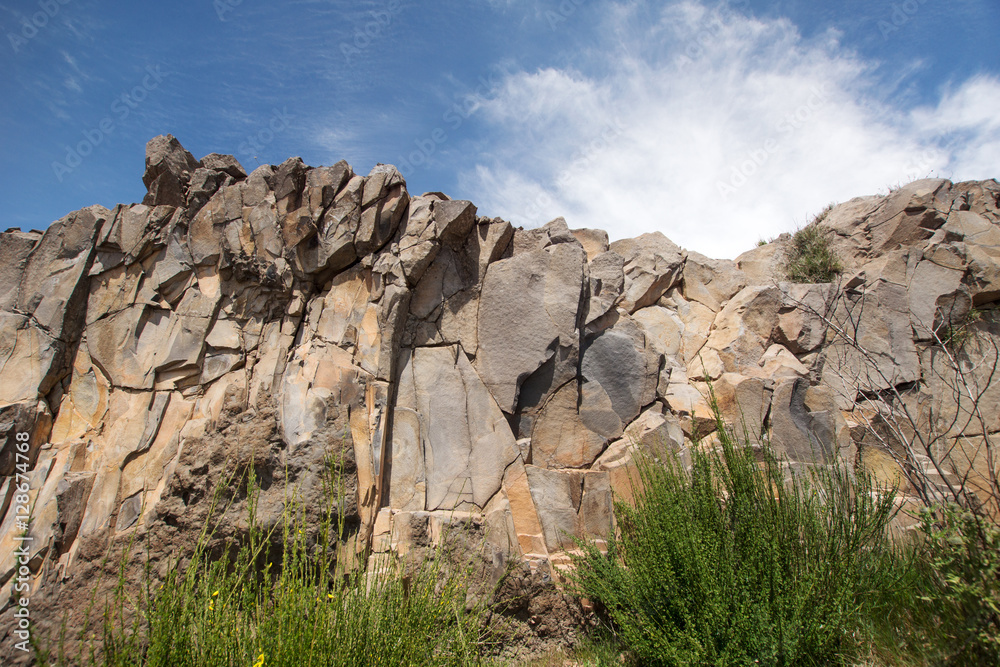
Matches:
[[610, 232, 686, 312], [390, 346, 519, 512], [142, 135, 201, 207], [476, 234, 586, 412]]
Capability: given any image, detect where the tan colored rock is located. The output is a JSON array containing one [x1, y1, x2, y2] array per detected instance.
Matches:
[[734, 238, 788, 286], [663, 375, 715, 439], [18, 206, 107, 342], [964, 245, 1000, 305], [907, 257, 969, 340], [512, 216, 578, 254], [350, 381, 391, 547], [310, 266, 381, 371], [584, 251, 624, 326], [86, 262, 143, 326], [610, 409, 692, 505], [775, 283, 835, 355], [393, 346, 519, 511], [687, 348, 725, 382], [500, 457, 548, 558], [712, 373, 771, 442], [571, 228, 610, 261], [482, 491, 519, 557], [201, 152, 247, 180], [12, 135, 1000, 655], [530, 381, 622, 469], [769, 379, 850, 464], [0, 230, 40, 312], [757, 344, 809, 378], [50, 345, 110, 444], [356, 165, 409, 256], [305, 173, 363, 273], [142, 134, 200, 207], [303, 162, 351, 213], [623, 404, 684, 451], [0, 313, 62, 403], [188, 185, 243, 265], [659, 290, 717, 364], [476, 241, 585, 412], [610, 232, 686, 312], [632, 305, 683, 360], [943, 210, 1000, 247], [682, 251, 746, 311], [865, 179, 951, 255], [0, 400, 52, 477], [581, 314, 661, 424], [702, 285, 782, 375], [822, 279, 921, 408], [524, 466, 612, 552]]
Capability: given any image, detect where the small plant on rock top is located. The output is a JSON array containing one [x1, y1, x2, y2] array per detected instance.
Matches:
[[784, 224, 842, 283]]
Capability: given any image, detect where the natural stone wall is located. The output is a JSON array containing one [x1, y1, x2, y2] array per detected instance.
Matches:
[[2, 135, 999, 654]]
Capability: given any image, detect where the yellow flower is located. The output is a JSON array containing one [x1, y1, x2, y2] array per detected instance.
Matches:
[[209, 601, 215, 611], [212, 590, 220, 597], [252, 653, 265, 667]]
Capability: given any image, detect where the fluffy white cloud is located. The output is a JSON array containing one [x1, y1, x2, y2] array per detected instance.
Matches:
[[460, 1, 1000, 258]]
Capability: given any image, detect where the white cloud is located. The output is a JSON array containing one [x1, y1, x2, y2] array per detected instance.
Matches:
[[459, 0, 1000, 259]]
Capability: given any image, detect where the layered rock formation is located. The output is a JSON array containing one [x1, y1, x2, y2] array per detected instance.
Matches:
[[2, 135, 999, 650]]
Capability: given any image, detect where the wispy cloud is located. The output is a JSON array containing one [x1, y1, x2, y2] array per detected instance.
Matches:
[[460, 0, 1000, 258]]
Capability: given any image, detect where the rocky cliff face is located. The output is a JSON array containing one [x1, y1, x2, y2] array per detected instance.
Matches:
[[2, 135, 999, 649]]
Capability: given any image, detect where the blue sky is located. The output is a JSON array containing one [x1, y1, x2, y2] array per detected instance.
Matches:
[[2, 0, 999, 258]]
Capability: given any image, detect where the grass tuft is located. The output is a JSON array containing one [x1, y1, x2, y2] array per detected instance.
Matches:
[[784, 224, 842, 283]]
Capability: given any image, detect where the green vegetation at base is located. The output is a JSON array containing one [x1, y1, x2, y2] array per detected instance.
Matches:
[[38, 459, 488, 667], [571, 415, 906, 666], [34, 423, 1000, 665], [908, 503, 1000, 664]]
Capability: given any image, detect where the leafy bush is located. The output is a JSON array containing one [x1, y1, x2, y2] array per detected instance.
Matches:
[[910, 503, 1000, 664], [45, 461, 488, 667], [784, 225, 842, 283], [571, 415, 906, 666]]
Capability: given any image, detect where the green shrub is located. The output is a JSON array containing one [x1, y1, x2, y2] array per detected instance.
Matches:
[[571, 414, 905, 666], [910, 503, 1000, 664], [784, 225, 842, 283], [46, 460, 488, 667]]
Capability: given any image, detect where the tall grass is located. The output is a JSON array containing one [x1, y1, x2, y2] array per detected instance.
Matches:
[[571, 413, 907, 666], [43, 453, 488, 667]]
